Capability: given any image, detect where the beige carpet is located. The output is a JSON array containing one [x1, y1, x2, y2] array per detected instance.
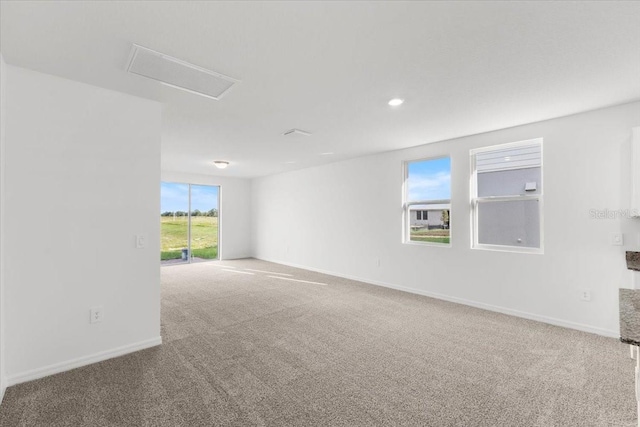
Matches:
[[0, 259, 636, 426]]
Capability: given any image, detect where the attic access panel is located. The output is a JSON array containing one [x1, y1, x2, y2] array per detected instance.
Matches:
[[127, 44, 238, 100]]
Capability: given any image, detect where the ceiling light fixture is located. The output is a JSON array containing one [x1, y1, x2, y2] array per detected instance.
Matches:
[[321, 152, 334, 155], [213, 161, 229, 169], [388, 98, 404, 107], [283, 129, 312, 137]]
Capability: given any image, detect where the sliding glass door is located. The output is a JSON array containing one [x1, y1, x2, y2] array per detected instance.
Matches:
[[160, 182, 219, 265], [190, 185, 219, 262], [160, 182, 190, 264]]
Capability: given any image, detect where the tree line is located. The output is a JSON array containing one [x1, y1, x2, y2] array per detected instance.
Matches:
[[161, 209, 218, 217]]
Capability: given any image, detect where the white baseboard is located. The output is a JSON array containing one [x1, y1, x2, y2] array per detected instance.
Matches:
[[6, 336, 162, 387], [255, 257, 619, 339]]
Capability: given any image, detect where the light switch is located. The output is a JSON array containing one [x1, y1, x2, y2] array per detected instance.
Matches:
[[611, 233, 624, 246], [136, 234, 147, 249]]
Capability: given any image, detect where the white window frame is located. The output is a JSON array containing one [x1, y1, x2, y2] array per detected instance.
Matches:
[[470, 138, 543, 254], [403, 156, 451, 247]]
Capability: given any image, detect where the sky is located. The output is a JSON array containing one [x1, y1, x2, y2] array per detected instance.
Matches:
[[161, 182, 219, 213], [407, 157, 451, 202]]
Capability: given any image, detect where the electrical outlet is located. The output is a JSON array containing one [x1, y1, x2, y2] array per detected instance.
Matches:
[[579, 289, 592, 302], [611, 233, 624, 246], [136, 234, 147, 249], [90, 306, 103, 324]]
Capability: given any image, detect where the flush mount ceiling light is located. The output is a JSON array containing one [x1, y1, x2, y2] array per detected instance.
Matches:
[[213, 161, 229, 169], [126, 44, 239, 100], [388, 98, 404, 107]]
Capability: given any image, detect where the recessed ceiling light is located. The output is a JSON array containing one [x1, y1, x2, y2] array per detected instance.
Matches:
[[388, 98, 404, 107], [213, 161, 229, 169], [504, 156, 511, 161], [321, 152, 334, 155]]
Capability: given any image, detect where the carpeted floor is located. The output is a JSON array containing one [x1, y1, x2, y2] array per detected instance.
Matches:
[[0, 259, 636, 426]]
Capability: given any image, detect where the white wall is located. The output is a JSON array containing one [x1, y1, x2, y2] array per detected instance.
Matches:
[[4, 65, 162, 384], [0, 54, 6, 401], [161, 171, 251, 260], [252, 102, 640, 337]]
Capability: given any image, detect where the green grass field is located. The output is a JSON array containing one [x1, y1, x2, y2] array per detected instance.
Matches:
[[410, 228, 450, 244], [161, 216, 218, 260]]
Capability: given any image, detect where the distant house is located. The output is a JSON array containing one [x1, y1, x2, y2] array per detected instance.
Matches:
[[409, 204, 450, 229]]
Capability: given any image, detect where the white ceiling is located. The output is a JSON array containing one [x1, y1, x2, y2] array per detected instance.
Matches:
[[1, 1, 639, 178]]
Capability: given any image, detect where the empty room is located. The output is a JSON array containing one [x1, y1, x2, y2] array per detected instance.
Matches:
[[1, 1, 640, 426]]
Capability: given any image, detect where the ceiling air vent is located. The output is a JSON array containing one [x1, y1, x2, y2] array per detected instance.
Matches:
[[126, 44, 239, 100], [283, 129, 312, 137]]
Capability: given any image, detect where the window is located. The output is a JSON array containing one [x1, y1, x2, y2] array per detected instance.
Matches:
[[416, 210, 429, 221], [404, 157, 451, 245], [470, 139, 543, 253]]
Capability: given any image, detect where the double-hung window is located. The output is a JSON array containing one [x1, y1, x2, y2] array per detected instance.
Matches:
[[404, 157, 451, 245], [470, 139, 543, 253]]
